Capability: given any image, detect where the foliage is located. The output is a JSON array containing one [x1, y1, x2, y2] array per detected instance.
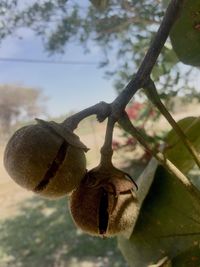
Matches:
[[164, 117, 200, 173], [119, 164, 200, 267], [0, 84, 46, 134], [170, 0, 200, 66], [117, 116, 200, 266]]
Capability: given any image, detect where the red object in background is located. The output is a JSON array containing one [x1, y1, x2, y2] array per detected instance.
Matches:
[[149, 108, 157, 118], [126, 137, 137, 146], [112, 140, 120, 150], [140, 149, 152, 163], [126, 102, 143, 119]]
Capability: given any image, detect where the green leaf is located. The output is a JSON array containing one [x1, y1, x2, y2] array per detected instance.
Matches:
[[118, 166, 200, 267], [151, 64, 165, 81], [90, 0, 109, 10], [170, 0, 200, 66], [164, 117, 200, 173], [151, 46, 178, 81]]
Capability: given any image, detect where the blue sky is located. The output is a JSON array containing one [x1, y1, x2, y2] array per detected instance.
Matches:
[[0, 28, 117, 117]]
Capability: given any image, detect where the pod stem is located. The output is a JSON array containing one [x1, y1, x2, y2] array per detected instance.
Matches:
[[100, 116, 116, 168], [118, 112, 200, 203], [62, 102, 111, 131], [144, 79, 200, 170]]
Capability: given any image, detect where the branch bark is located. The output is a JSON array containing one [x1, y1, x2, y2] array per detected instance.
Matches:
[[112, 0, 184, 114]]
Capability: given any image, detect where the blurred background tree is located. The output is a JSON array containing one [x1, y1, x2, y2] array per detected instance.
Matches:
[[0, 84, 46, 135]]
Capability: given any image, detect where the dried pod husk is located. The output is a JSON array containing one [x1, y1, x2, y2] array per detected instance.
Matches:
[[70, 165, 139, 237], [4, 120, 87, 198]]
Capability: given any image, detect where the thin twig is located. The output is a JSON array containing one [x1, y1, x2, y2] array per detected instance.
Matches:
[[118, 112, 200, 202], [144, 80, 200, 169], [112, 0, 184, 113], [63, 101, 111, 131], [100, 116, 116, 167]]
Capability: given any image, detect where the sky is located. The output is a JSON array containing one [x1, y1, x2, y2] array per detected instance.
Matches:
[[0, 28, 117, 117]]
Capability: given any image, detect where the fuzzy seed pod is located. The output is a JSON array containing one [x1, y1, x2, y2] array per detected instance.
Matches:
[[4, 120, 87, 198], [70, 165, 139, 237]]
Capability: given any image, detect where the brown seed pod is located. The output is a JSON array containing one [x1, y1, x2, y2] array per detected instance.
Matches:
[[4, 120, 87, 198], [69, 165, 139, 237]]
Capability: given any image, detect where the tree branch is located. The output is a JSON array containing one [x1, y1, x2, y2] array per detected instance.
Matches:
[[144, 79, 200, 169], [118, 112, 200, 202], [63, 101, 111, 131], [61, 0, 184, 129], [112, 0, 184, 114]]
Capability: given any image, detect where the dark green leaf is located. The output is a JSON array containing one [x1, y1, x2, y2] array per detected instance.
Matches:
[[170, 0, 200, 66], [90, 0, 109, 10], [118, 166, 200, 267], [164, 117, 200, 173]]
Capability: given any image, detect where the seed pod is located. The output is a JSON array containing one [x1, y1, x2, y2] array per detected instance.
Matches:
[[70, 165, 138, 237], [4, 120, 88, 198]]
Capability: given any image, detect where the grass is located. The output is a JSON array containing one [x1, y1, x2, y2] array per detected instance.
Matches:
[[0, 192, 128, 267]]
